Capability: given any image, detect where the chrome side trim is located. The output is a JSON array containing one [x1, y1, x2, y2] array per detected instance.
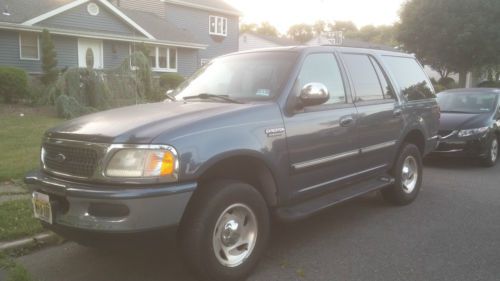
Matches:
[[428, 135, 439, 141], [292, 149, 360, 170], [292, 140, 398, 171], [360, 140, 397, 154], [433, 149, 464, 153], [298, 164, 387, 193]]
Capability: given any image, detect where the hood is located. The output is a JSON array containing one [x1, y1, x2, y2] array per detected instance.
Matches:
[[46, 101, 259, 143], [439, 112, 493, 131]]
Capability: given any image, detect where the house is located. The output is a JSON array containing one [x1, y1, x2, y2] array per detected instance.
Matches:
[[0, 0, 240, 77], [239, 32, 298, 51]]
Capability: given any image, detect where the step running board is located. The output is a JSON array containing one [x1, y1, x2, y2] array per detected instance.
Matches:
[[275, 175, 395, 222]]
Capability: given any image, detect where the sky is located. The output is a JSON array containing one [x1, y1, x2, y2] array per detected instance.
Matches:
[[225, 0, 406, 33]]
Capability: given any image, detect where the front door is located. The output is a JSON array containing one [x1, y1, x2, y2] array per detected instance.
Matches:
[[78, 39, 103, 69], [284, 53, 359, 200]]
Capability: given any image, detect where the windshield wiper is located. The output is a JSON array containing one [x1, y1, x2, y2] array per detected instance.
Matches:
[[183, 93, 243, 104]]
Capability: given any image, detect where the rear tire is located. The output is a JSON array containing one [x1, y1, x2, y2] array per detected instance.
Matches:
[[481, 136, 498, 167], [381, 143, 423, 206], [178, 180, 270, 281]]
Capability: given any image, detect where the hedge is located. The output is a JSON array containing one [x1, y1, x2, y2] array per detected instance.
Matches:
[[0, 67, 29, 103]]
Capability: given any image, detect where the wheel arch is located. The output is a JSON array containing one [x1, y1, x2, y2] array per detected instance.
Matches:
[[191, 152, 280, 208]]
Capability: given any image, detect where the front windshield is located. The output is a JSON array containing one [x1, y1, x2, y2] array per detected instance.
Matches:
[[174, 52, 298, 102], [437, 92, 498, 114]]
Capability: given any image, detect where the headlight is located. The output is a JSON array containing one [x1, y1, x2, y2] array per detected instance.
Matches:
[[105, 147, 178, 180], [457, 127, 489, 138]]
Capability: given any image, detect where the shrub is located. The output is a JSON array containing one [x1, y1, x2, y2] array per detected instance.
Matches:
[[477, 80, 500, 88], [0, 67, 29, 103], [55, 94, 96, 119], [160, 73, 185, 91], [41, 29, 59, 85], [438, 77, 457, 89]]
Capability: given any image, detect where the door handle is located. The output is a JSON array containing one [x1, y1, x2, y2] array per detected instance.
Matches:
[[393, 109, 403, 118], [340, 116, 355, 127]]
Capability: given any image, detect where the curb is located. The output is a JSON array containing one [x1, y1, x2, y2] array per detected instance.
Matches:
[[0, 232, 58, 252]]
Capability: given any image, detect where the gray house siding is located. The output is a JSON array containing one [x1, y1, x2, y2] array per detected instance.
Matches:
[[0, 29, 77, 73], [177, 48, 199, 77], [117, 0, 166, 19], [164, 4, 238, 64], [103, 41, 130, 69], [36, 2, 142, 37]]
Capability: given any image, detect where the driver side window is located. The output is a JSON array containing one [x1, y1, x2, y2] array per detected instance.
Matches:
[[297, 53, 347, 104]]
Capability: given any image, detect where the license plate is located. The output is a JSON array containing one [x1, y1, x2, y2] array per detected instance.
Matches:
[[32, 192, 53, 224]]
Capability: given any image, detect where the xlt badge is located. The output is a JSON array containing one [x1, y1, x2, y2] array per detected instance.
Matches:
[[265, 127, 285, 137]]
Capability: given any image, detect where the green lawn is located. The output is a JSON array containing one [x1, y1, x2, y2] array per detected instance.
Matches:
[[0, 106, 62, 181], [0, 252, 32, 281], [0, 200, 43, 241]]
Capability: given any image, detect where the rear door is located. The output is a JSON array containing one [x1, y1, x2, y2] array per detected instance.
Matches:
[[340, 52, 403, 173]]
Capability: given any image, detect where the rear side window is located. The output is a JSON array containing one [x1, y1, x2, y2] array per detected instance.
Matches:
[[382, 56, 435, 101], [342, 54, 385, 102], [297, 53, 346, 104]]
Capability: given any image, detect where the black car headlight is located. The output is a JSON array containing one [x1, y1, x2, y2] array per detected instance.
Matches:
[[457, 127, 489, 138]]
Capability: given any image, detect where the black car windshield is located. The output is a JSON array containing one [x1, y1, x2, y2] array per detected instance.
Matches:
[[174, 52, 298, 102], [437, 92, 498, 114]]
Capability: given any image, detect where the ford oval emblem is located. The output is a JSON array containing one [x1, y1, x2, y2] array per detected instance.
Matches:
[[54, 153, 66, 163]]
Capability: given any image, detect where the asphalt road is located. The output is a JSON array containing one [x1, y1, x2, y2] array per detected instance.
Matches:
[[18, 158, 500, 281]]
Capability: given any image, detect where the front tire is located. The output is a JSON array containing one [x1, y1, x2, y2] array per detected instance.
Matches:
[[481, 136, 499, 167], [381, 143, 423, 206], [178, 180, 270, 281]]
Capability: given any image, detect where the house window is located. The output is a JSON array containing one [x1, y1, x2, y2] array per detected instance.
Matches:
[[19, 32, 39, 60], [209, 15, 228, 36], [130, 45, 177, 72], [201, 59, 210, 67]]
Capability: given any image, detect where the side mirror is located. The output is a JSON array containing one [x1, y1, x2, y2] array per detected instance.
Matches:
[[299, 83, 330, 107]]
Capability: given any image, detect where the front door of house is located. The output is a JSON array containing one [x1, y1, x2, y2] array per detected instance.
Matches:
[[78, 39, 103, 69]]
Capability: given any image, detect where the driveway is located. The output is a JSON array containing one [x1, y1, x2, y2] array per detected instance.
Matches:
[[19, 158, 500, 281]]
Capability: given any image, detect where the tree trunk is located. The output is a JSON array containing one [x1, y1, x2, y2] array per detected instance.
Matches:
[[458, 71, 468, 88]]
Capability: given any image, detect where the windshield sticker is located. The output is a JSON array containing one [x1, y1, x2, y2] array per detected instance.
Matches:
[[256, 89, 271, 97]]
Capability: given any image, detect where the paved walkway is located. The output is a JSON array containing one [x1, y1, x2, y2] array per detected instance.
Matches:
[[0, 181, 30, 203]]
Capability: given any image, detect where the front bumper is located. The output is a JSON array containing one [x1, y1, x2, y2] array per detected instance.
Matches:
[[25, 170, 196, 233], [430, 135, 490, 158]]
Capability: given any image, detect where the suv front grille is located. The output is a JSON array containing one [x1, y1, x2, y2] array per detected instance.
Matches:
[[42, 143, 99, 178]]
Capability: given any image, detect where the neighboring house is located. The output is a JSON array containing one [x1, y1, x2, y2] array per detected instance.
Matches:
[[0, 0, 240, 77], [239, 32, 298, 51]]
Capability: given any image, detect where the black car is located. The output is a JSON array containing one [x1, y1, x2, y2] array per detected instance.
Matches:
[[25, 46, 440, 281], [434, 88, 500, 166]]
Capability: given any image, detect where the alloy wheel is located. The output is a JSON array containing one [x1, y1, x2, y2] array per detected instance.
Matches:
[[401, 155, 418, 194], [212, 203, 258, 268]]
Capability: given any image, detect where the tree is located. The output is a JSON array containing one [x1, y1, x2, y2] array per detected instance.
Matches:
[[240, 23, 258, 34], [328, 21, 358, 37], [354, 25, 397, 46], [40, 29, 58, 85], [256, 22, 279, 37], [313, 20, 327, 36], [397, 0, 500, 87], [240, 22, 279, 37], [287, 23, 313, 44]]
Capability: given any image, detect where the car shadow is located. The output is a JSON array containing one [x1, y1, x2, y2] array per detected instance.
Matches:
[[21, 193, 392, 281], [423, 156, 484, 170]]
